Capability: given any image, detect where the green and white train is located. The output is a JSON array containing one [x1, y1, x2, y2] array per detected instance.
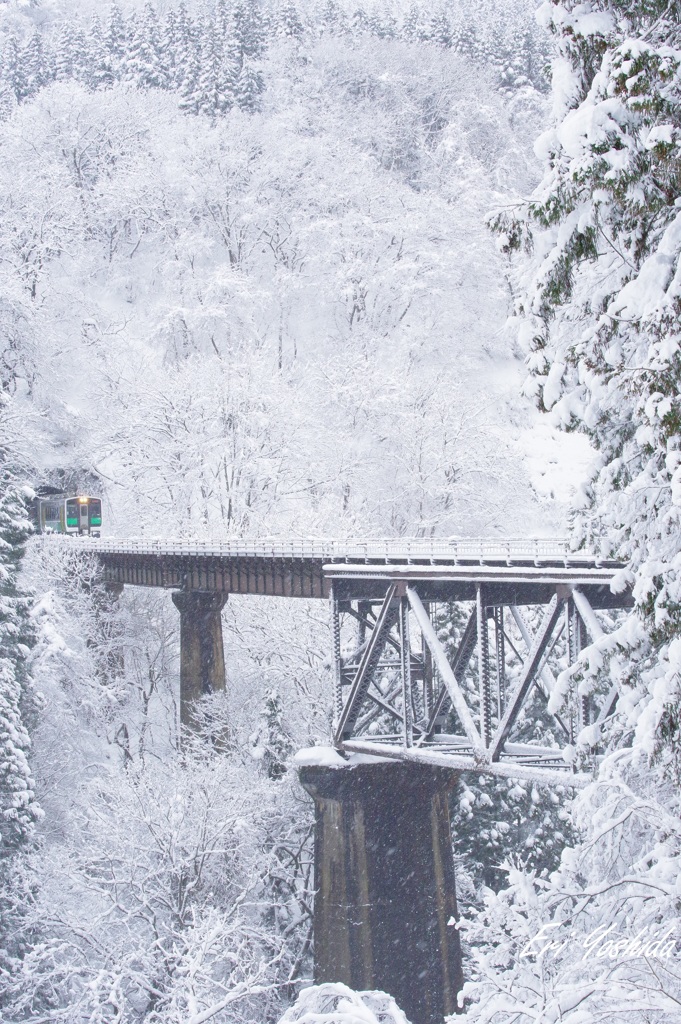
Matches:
[[33, 495, 102, 536]]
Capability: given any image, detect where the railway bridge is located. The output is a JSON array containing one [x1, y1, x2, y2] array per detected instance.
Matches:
[[64, 536, 631, 1024]]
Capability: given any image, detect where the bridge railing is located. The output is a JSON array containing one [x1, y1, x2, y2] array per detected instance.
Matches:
[[42, 535, 614, 567]]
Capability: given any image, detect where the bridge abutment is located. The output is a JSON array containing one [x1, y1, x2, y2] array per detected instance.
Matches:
[[299, 760, 463, 1024], [171, 591, 228, 727]]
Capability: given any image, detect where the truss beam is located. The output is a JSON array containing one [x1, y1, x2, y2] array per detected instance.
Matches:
[[423, 611, 478, 738], [489, 594, 566, 761], [407, 588, 482, 752], [334, 584, 399, 743], [329, 568, 628, 781]]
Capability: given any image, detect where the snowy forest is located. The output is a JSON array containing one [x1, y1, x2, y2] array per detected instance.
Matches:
[[0, 0, 680, 1022]]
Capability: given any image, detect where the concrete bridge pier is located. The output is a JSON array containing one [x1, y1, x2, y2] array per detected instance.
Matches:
[[171, 591, 228, 727], [299, 760, 463, 1024]]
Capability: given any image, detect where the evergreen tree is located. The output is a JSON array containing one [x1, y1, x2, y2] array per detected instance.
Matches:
[[236, 53, 264, 111], [0, 82, 16, 122], [171, 1, 197, 91], [71, 27, 91, 86], [50, 24, 90, 86], [491, 0, 681, 766], [450, 20, 477, 60], [369, 13, 397, 40], [402, 3, 423, 43], [105, 3, 129, 83], [0, 410, 40, 858], [163, 8, 180, 89], [22, 31, 48, 98], [214, 0, 231, 40], [195, 19, 232, 116], [278, 2, 305, 41], [87, 16, 115, 90], [126, 2, 169, 90], [223, 28, 243, 108], [350, 7, 369, 37], [433, 603, 575, 889], [320, 0, 348, 35], [2, 37, 28, 102], [234, 0, 266, 59], [178, 37, 203, 114], [251, 689, 293, 781], [428, 11, 452, 49]]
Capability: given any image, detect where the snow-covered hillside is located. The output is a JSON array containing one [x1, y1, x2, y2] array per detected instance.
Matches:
[[0, 0, 589, 539]]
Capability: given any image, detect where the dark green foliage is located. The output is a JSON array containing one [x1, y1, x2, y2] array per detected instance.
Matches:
[[491, 0, 681, 784], [253, 689, 293, 781]]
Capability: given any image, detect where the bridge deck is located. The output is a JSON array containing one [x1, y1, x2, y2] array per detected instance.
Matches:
[[56, 537, 627, 607]]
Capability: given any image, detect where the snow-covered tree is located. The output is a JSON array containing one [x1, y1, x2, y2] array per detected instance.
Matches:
[[195, 18, 233, 116], [250, 688, 294, 780], [0, 418, 39, 858], [0, 397, 41, 1000], [104, 3, 129, 83], [6, 745, 313, 1022], [53, 24, 90, 85], [234, 0, 266, 59], [236, 53, 264, 111], [21, 31, 47, 98], [278, 2, 305, 41], [492, 0, 681, 765], [2, 37, 27, 101], [126, 2, 169, 91], [462, 4, 681, 1021]]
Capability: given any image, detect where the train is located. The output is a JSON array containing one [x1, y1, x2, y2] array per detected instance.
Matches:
[[33, 494, 102, 537]]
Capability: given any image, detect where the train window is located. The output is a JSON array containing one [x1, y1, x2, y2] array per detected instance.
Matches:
[[66, 500, 79, 527], [89, 499, 102, 526]]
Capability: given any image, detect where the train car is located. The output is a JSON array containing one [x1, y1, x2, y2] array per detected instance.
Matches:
[[34, 495, 102, 536]]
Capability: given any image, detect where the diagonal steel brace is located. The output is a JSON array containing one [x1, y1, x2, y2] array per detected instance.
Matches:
[[489, 593, 565, 761], [335, 584, 399, 743], [407, 588, 482, 751]]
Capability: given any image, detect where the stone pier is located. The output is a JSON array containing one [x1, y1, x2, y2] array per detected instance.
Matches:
[[299, 759, 463, 1024], [171, 591, 228, 727]]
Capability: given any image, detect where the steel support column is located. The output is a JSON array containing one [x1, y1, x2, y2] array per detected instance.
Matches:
[[399, 596, 414, 747], [330, 584, 343, 727], [494, 605, 505, 718], [476, 586, 492, 748], [171, 590, 228, 728], [299, 761, 463, 1024]]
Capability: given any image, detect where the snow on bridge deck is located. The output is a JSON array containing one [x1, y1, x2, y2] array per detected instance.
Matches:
[[55, 536, 628, 606]]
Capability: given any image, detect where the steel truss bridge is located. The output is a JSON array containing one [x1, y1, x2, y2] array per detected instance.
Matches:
[[68, 537, 632, 786]]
